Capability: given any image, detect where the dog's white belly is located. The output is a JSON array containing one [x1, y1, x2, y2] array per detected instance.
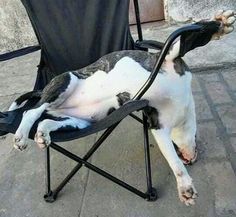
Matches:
[[56, 57, 192, 125], [57, 57, 150, 120]]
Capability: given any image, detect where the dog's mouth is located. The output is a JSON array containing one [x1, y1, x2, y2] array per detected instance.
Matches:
[[173, 143, 198, 165]]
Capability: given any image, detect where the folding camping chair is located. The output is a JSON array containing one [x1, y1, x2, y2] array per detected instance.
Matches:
[[0, 0, 201, 202]]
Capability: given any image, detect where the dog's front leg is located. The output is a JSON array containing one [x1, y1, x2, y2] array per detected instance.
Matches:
[[14, 103, 49, 151], [151, 128, 198, 205]]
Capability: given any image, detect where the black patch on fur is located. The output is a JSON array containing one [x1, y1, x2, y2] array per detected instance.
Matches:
[[73, 50, 161, 77], [39, 72, 71, 104], [107, 107, 116, 115], [144, 107, 161, 129], [43, 112, 70, 121], [174, 58, 189, 76], [116, 92, 131, 106], [180, 21, 221, 57], [72, 59, 110, 79], [57, 124, 81, 132], [71, 71, 90, 79]]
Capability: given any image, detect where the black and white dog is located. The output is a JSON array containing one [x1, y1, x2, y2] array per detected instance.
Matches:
[[9, 10, 235, 205]]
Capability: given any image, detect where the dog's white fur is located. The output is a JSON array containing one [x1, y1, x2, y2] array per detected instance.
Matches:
[[11, 10, 235, 205]]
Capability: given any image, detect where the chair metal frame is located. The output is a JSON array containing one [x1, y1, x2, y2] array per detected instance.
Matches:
[[0, 0, 202, 203]]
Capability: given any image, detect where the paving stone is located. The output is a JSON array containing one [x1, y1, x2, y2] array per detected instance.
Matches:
[[230, 137, 236, 153], [217, 105, 236, 134], [0, 74, 35, 96], [205, 81, 232, 104], [197, 122, 226, 159], [0, 95, 12, 110], [222, 69, 236, 92], [194, 94, 213, 121], [198, 73, 220, 83], [0, 135, 96, 217], [0, 134, 14, 165], [0, 51, 40, 77], [204, 161, 236, 216], [192, 74, 201, 93], [0, 52, 38, 96], [79, 118, 215, 217], [0, 93, 22, 111]]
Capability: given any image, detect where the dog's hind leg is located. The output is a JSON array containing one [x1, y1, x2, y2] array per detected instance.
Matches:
[[165, 10, 235, 61], [171, 95, 197, 165], [14, 103, 49, 151], [151, 128, 198, 206], [35, 116, 90, 149]]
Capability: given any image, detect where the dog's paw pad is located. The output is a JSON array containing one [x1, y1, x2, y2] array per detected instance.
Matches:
[[178, 185, 198, 206], [214, 10, 235, 36], [177, 176, 198, 206], [226, 16, 236, 25], [13, 133, 28, 151], [222, 10, 234, 19], [35, 131, 51, 149], [224, 26, 234, 34]]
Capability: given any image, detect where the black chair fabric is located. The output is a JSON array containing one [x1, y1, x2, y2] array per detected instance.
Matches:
[[0, 0, 145, 136], [21, 0, 134, 87]]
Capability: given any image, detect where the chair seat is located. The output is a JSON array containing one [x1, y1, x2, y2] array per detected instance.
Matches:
[[0, 99, 149, 142]]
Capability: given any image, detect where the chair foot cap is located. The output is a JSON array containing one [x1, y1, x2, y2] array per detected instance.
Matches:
[[44, 191, 57, 203], [146, 188, 158, 201]]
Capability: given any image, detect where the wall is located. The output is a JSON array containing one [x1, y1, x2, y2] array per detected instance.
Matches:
[[129, 0, 164, 24], [165, 0, 236, 22]]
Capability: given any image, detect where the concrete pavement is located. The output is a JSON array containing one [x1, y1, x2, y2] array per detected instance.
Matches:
[[0, 23, 236, 217]]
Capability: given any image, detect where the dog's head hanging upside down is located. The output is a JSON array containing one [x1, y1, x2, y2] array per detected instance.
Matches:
[[10, 10, 235, 205]]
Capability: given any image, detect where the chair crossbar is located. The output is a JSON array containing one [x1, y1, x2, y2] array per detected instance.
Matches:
[[43, 114, 158, 203], [50, 142, 149, 199], [44, 123, 119, 202], [129, 113, 143, 124]]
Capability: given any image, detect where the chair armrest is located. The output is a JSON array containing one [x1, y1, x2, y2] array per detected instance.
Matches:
[[135, 40, 164, 50], [0, 45, 41, 62], [133, 24, 202, 100]]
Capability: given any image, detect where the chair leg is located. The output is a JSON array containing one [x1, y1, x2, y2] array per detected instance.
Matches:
[[43, 123, 120, 203], [43, 147, 57, 202], [50, 142, 150, 200], [142, 113, 158, 201], [41, 116, 158, 202]]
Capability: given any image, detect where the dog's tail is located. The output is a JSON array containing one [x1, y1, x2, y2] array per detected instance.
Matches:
[[8, 90, 42, 111]]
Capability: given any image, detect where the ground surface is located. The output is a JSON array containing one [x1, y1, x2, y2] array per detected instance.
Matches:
[[0, 23, 236, 217]]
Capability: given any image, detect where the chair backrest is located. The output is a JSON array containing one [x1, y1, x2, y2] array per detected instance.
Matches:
[[21, 0, 134, 77]]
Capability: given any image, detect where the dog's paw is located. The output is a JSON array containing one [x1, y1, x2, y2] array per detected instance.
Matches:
[[13, 132, 28, 151], [34, 131, 51, 149], [213, 10, 235, 38], [177, 176, 198, 206]]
